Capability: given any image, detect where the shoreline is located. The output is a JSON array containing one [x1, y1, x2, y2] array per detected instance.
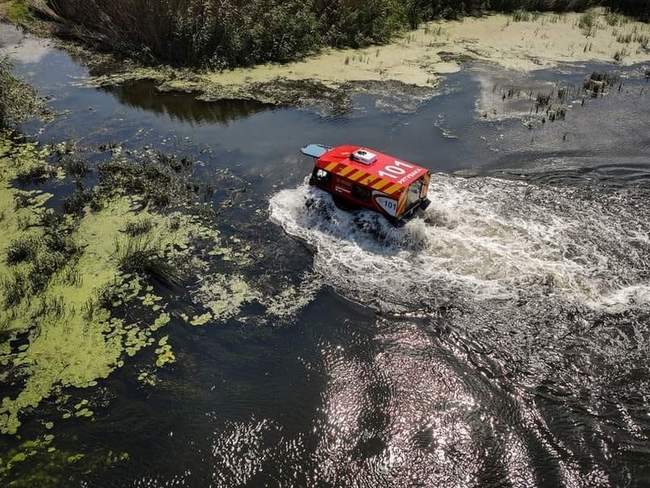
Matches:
[[80, 10, 650, 110]]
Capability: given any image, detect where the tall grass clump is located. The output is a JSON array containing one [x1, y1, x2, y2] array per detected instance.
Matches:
[[116, 236, 179, 285], [2, 219, 80, 306], [578, 10, 599, 36], [512, 9, 532, 21]]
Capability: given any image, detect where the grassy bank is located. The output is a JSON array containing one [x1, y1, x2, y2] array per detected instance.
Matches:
[[85, 10, 650, 112], [27, 1, 649, 69]]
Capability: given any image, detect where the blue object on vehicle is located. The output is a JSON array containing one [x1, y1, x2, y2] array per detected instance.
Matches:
[[301, 144, 331, 158]]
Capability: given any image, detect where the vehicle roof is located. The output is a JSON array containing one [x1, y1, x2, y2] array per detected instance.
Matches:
[[316, 145, 428, 195]]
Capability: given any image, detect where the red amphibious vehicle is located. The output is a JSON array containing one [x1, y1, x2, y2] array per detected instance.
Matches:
[[302, 144, 431, 225]]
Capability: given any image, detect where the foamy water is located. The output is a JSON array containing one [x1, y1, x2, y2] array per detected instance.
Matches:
[[269, 175, 650, 312]]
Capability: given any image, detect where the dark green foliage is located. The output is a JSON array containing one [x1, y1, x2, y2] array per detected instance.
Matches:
[[63, 157, 89, 178], [46, 0, 321, 68], [605, 0, 650, 22], [39, 0, 650, 68]]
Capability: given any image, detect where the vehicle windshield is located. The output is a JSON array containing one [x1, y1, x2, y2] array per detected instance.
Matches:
[[406, 178, 423, 208]]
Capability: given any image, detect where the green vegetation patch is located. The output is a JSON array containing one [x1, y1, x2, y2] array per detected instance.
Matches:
[[0, 57, 49, 128], [0, 134, 233, 435], [190, 274, 260, 326], [4, 1, 32, 25], [0, 431, 129, 488]]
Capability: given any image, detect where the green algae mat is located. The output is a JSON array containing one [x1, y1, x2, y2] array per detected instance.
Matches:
[[0, 133, 266, 468]]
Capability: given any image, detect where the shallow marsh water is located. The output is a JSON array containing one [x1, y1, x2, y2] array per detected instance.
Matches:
[[1, 23, 650, 487]]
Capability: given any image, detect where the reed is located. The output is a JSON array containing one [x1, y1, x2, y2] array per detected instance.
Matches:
[[31, 1, 650, 69], [116, 236, 179, 285]]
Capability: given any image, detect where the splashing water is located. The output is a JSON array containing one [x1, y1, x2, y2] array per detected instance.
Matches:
[[269, 174, 650, 312]]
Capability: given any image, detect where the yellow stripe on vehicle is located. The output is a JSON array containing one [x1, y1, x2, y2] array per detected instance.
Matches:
[[371, 179, 390, 190], [324, 162, 338, 172], [348, 171, 366, 181], [397, 197, 407, 215], [360, 175, 375, 186], [384, 184, 402, 195], [338, 166, 355, 177]]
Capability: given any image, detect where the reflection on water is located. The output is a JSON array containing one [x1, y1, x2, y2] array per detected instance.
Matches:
[[0, 24, 52, 64], [2, 20, 650, 488], [102, 81, 274, 125]]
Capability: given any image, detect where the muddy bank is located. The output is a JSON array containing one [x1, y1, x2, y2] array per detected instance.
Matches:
[[83, 10, 650, 110]]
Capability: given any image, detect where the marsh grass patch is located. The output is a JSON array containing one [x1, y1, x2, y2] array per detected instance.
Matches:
[[1, 270, 27, 308], [2, 206, 80, 308], [0, 58, 50, 128], [123, 217, 154, 237], [63, 186, 102, 214], [116, 236, 180, 287], [5, 235, 39, 265], [584, 71, 620, 94], [62, 156, 90, 179], [512, 10, 534, 22], [578, 10, 599, 37]]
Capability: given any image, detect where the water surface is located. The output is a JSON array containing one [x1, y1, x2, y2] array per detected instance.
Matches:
[[1, 23, 650, 488]]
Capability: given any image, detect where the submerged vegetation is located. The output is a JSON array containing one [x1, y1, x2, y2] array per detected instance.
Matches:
[[0, 70, 296, 455], [0, 129, 261, 438], [24, 1, 649, 69]]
